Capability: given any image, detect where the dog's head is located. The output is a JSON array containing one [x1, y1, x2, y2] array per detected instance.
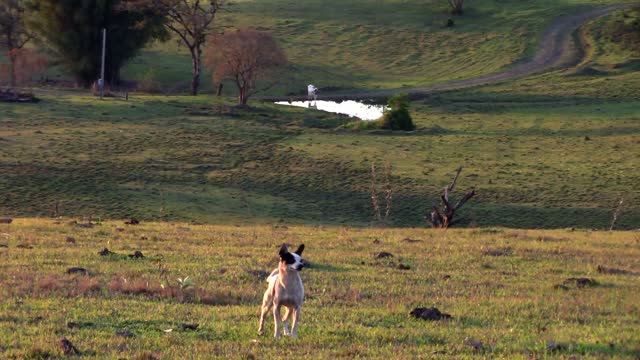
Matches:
[[279, 243, 306, 271]]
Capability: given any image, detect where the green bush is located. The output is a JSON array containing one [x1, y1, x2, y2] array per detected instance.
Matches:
[[380, 93, 415, 131], [604, 6, 640, 55]]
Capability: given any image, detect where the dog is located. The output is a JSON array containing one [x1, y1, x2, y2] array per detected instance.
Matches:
[[258, 243, 306, 338]]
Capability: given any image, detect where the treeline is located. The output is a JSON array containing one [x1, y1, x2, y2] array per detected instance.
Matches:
[[0, 0, 219, 95]]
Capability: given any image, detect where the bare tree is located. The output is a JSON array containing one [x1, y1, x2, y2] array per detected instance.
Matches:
[[370, 162, 393, 227], [448, 0, 464, 14], [0, 0, 33, 88], [122, 0, 224, 95], [205, 28, 287, 105], [426, 166, 475, 228]]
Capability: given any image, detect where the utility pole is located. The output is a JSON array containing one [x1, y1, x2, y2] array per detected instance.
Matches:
[[100, 28, 106, 99]]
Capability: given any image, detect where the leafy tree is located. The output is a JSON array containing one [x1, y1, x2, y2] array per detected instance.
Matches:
[[380, 93, 415, 131], [123, 0, 224, 95], [0, 0, 34, 87], [205, 29, 287, 105], [27, 0, 167, 87]]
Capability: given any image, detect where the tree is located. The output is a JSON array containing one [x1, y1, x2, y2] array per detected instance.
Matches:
[[27, 0, 167, 87], [205, 29, 287, 105], [123, 0, 224, 95], [0, 0, 34, 87], [379, 93, 415, 131], [448, 0, 464, 15]]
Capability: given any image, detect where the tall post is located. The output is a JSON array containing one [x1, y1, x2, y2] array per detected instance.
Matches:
[[100, 28, 106, 99]]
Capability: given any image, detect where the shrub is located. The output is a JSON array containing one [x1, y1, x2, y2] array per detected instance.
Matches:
[[604, 6, 640, 55], [379, 94, 415, 131]]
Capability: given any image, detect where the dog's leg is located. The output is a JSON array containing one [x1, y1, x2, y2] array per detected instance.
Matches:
[[258, 301, 271, 335], [273, 304, 283, 339], [258, 290, 273, 335], [282, 307, 291, 336], [290, 306, 302, 338]]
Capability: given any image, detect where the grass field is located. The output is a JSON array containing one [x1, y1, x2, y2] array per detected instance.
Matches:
[[0, 219, 638, 359], [1, 86, 638, 228]]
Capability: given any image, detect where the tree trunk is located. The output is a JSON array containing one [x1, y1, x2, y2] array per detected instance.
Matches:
[[9, 52, 17, 88], [239, 86, 248, 105], [190, 45, 201, 96]]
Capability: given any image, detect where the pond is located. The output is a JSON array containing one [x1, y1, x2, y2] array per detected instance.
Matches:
[[274, 100, 386, 121]]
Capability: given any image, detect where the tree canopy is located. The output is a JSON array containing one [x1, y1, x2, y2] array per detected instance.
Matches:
[[28, 0, 168, 87], [205, 29, 287, 105]]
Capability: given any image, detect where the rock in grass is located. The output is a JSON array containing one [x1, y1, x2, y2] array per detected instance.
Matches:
[[410, 307, 451, 320], [181, 323, 199, 330], [98, 248, 114, 256], [374, 251, 393, 259], [65, 237, 76, 243], [66, 267, 89, 276], [0, 218, 12, 224], [59, 337, 80, 356], [397, 264, 411, 270], [129, 250, 144, 259]]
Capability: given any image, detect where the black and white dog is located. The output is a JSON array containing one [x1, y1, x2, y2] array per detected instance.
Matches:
[[258, 244, 306, 338]]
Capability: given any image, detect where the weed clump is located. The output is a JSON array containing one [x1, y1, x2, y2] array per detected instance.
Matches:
[[380, 94, 415, 131]]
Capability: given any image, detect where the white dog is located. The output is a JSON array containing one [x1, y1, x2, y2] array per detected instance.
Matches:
[[258, 244, 306, 338]]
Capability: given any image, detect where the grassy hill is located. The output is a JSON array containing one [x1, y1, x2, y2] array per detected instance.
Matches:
[[0, 220, 638, 358], [120, 0, 629, 95]]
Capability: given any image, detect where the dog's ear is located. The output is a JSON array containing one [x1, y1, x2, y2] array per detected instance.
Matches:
[[294, 244, 305, 255], [278, 243, 289, 258]]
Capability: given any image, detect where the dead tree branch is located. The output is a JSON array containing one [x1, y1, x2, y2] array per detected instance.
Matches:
[[426, 166, 475, 228]]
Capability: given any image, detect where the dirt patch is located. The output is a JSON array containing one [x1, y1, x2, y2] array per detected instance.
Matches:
[[555, 277, 598, 290], [484, 247, 512, 256], [410, 307, 452, 320], [597, 265, 637, 276], [67, 322, 94, 329], [247, 269, 269, 280], [125, 218, 140, 225], [116, 330, 135, 338], [464, 337, 486, 352], [66, 267, 89, 276]]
